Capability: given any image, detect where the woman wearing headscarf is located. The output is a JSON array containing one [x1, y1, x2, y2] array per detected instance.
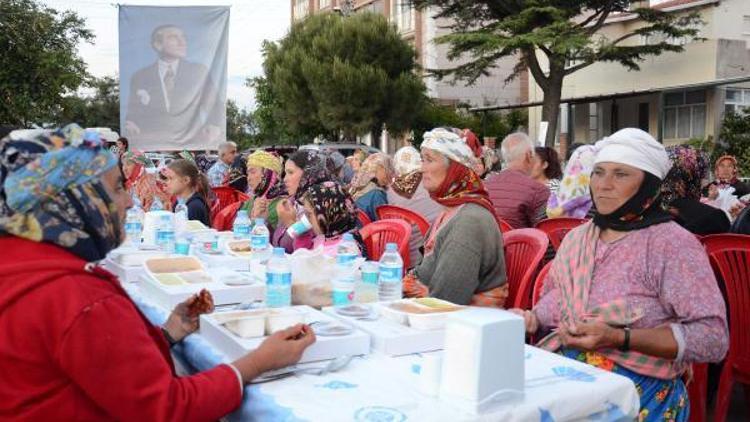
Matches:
[[546, 143, 598, 219], [706, 155, 750, 199], [350, 153, 394, 223], [662, 146, 729, 235], [121, 150, 171, 211], [387, 146, 442, 269], [275, 149, 333, 252], [301, 181, 368, 258], [402, 128, 507, 306], [213, 151, 288, 232], [512, 128, 728, 421], [0, 128, 314, 420]]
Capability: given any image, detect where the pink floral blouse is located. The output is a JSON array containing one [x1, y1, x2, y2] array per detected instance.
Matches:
[[534, 221, 728, 364]]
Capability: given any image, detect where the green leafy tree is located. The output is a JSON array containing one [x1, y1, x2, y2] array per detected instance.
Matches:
[[56, 76, 120, 131], [262, 12, 427, 142], [715, 112, 750, 177], [247, 76, 304, 145], [226, 99, 257, 150], [0, 0, 93, 126], [410, 100, 526, 146], [410, 0, 703, 146]]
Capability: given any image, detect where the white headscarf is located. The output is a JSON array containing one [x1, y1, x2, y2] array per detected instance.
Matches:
[[421, 128, 478, 170], [393, 146, 421, 176], [594, 128, 672, 180]]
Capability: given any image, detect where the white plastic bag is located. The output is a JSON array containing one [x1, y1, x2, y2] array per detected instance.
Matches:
[[287, 247, 365, 308]]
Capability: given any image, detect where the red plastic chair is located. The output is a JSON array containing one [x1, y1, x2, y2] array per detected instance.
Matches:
[[534, 218, 587, 251], [212, 201, 244, 231], [211, 186, 250, 213], [499, 218, 514, 234], [531, 260, 553, 307], [360, 219, 411, 269], [703, 234, 750, 422], [357, 209, 373, 227], [503, 228, 549, 309], [686, 363, 708, 422], [376, 205, 430, 237]]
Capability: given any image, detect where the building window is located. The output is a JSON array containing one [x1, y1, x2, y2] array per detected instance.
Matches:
[[743, 16, 750, 35], [725, 88, 750, 114], [294, 0, 309, 20], [319, 0, 331, 9], [588, 103, 599, 142], [392, 1, 414, 32], [663, 90, 706, 140]]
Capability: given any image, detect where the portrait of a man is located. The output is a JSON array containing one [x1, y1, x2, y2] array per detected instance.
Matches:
[[125, 24, 224, 146]]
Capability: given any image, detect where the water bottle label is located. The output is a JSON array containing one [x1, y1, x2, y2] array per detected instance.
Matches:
[[125, 222, 142, 233], [332, 289, 355, 306], [156, 231, 175, 243], [251, 235, 268, 250], [379, 266, 402, 283], [175, 242, 190, 255], [266, 272, 291, 286], [362, 271, 379, 286], [234, 225, 250, 237], [336, 253, 358, 265]]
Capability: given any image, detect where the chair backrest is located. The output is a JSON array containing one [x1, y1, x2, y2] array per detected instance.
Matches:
[[531, 260, 553, 308], [702, 234, 750, 371], [534, 217, 587, 251], [357, 209, 373, 227], [376, 204, 430, 237], [211, 186, 249, 212], [499, 218, 514, 234], [359, 219, 411, 268], [503, 228, 549, 309], [212, 201, 243, 231]]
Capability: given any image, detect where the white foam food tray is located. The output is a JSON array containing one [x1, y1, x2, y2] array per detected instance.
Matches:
[[200, 305, 371, 362], [193, 249, 252, 272], [103, 248, 171, 283], [139, 262, 265, 309], [322, 303, 454, 356]]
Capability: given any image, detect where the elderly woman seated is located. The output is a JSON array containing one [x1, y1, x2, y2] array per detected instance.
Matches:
[[402, 128, 507, 306], [0, 127, 315, 420], [512, 128, 728, 421]]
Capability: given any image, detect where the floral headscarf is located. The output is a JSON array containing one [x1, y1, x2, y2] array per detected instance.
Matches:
[[0, 125, 122, 262], [349, 153, 394, 200], [304, 181, 367, 256], [121, 149, 153, 190], [547, 144, 597, 218], [391, 146, 423, 199], [420, 130, 503, 231], [246, 150, 286, 200], [714, 155, 739, 184], [293, 150, 332, 202], [662, 145, 709, 206]]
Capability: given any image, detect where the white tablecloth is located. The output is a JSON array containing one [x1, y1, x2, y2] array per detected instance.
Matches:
[[114, 252, 640, 422]]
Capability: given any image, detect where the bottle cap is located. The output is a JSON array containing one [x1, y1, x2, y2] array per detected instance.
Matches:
[[273, 247, 285, 256], [343, 233, 354, 241], [237, 210, 248, 217], [386, 243, 397, 252], [255, 218, 265, 225]]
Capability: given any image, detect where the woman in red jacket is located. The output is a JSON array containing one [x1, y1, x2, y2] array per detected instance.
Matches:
[[0, 126, 315, 421]]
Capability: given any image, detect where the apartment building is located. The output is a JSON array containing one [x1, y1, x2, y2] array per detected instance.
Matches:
[[290, 0, 525, 109], [519, 0, 750, 146]]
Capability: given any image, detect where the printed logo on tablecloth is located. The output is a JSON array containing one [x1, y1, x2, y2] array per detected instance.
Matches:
[[354, 406, 407, 422], [316, 380, 358, 390]]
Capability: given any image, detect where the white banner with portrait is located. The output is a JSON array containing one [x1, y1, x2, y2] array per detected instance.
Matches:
[[118, 6, 229, 151]]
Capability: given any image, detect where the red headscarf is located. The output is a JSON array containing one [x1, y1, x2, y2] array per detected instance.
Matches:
[[429, 160, 503, 231], [462, 129, 483, 159]]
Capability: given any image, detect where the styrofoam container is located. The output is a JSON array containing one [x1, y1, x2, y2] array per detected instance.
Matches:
[[381, 299, 465, 330], [219, 310, 267, 338], [225, 240, 253, 257], [266, 308, 307, 334]]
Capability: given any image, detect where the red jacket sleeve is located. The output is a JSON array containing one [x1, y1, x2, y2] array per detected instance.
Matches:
[[55, 294, 242, 421]]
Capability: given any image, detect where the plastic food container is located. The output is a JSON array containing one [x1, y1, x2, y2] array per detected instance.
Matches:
[[113, 251, 169, 267], [226, 240, 253, 257], [381, 299, 464, 330], [217, 310, 267, 338], [265, 308, 306, 334], [144, 257, 213, 286]]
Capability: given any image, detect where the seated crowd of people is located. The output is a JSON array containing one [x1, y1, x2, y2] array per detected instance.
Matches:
[[0, 123, 746, 420]]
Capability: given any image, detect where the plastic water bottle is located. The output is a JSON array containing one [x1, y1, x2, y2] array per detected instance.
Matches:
[[332, 234, 360, 306], [150, 197, 164, 211], [233, 210, 251, 240], [251, 218, 270, 251], [124, 205, 144, 247], [175, 232, 191, 255], [378, 243, 403, 302], [155, 214, 175, 253], [174, 200, 188, 234], [266, 248, 292, 308]]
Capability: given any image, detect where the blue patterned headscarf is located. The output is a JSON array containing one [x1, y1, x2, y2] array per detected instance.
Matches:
[[0, 125, 122, 262]]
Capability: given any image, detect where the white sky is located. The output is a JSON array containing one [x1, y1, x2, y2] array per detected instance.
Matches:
[[41, 0, 291, 110]]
